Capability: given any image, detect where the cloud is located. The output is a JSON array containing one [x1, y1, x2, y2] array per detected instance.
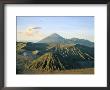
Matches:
[[17, 27, 46, 42], [32, 27, 41, 30]]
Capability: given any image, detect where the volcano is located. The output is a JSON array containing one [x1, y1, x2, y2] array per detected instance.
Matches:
[[38, 33, 66, 44]]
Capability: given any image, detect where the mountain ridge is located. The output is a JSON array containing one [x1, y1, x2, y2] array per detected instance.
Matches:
[[38, 33, 94, 47], [28, 44, 94, 72]]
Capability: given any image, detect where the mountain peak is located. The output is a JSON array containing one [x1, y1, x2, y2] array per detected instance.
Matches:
[[38, 33, 65, 43], [50, 33, 62, 37], [51, 33, 59, 35]]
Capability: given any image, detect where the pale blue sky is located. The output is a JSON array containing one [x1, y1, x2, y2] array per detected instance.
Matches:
[[17, 16, 94, 42]]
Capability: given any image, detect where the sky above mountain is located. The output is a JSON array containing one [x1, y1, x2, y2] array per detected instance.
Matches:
[[17, 27, 46, 42], [17, 16, 94, 42]]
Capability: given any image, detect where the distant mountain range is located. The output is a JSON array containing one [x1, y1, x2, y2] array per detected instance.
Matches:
[[38, 33, 94, 47]]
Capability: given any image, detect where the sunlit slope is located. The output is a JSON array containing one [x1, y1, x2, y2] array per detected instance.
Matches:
[[29, 44, 94, 72]]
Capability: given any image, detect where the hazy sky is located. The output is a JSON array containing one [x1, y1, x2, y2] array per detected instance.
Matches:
[[17, 16, 94, 42]]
